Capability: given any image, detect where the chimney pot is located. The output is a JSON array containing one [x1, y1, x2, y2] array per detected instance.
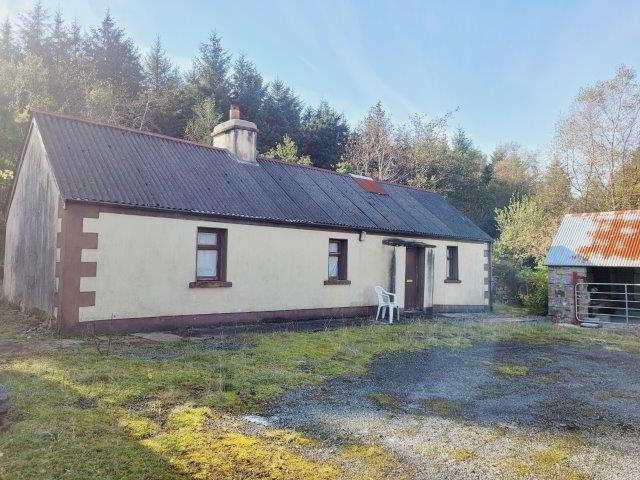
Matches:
[[230, 104, 240, 120]]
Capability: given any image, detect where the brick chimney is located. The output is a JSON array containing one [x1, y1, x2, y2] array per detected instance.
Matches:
[[212, 105, 257, 163]]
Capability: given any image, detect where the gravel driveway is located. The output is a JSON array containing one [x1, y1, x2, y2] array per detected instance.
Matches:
[[271, 340, 640, 479]]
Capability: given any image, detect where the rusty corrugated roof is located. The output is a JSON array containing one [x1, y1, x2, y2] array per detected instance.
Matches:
[[27, 111, 492, 242], [545, 210, 640, 267]]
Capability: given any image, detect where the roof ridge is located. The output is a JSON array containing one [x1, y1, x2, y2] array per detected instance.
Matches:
[[565, 209, 640, 217], [30, 109, 230, 153], [257, 156, 349, 177], [375, 178, 436, 194], [257, 156, 436, 193]]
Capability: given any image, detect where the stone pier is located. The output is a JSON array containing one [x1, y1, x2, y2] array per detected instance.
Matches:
[[548, 266, 587, 324]]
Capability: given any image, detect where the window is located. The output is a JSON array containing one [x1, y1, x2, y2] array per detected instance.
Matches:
[[194, 228, 227, 284], [326, 239, 349, 284], [446, 246, 459, 282]]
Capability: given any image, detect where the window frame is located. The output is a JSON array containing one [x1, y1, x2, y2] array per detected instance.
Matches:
[[446, 245, 459, 282], [327, 239, 349, 283], [195, 228, 226, 282]]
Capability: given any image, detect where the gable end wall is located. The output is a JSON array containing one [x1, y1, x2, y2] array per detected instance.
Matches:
[[3, 123, 60, 315]]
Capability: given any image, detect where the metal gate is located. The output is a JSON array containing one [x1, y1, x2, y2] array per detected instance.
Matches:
[[575, 282, 640, 324]]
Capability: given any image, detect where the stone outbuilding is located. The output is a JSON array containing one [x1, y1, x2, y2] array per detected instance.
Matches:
[[545, 210, 640, 325]]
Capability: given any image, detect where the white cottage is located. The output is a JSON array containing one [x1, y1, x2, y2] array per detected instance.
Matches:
[[4, 108, 492, 334]]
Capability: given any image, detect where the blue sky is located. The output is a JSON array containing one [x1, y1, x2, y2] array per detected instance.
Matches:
[[3, 0, 640, 156]]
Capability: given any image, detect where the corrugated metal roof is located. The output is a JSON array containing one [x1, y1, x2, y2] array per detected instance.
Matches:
[[546, 210, 640, 267], [30, 111, 492, 242]]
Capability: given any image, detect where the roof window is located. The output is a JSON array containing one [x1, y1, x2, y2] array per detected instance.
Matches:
[[350, 174, 387, 195]]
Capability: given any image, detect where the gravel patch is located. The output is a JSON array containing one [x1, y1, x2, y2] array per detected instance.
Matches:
[[270, 340, 640, 479]]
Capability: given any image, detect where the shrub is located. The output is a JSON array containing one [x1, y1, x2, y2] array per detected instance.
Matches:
[[493, 260, 548, 315], [493, 261, 521, 305], [517, 264, 548, 315]]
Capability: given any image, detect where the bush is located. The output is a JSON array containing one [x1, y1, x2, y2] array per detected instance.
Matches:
[[493, 261, 548, 315], [493, 261, 520, 305], [517, 264, 548, 315]]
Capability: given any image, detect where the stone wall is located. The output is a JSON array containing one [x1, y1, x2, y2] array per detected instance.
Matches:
[[548, 266, 587, 323]]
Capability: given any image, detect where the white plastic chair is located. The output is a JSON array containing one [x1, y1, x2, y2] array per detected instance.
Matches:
[[375, 286, 399, 324]]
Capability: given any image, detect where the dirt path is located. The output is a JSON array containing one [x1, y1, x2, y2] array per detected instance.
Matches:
[[271, 341, 640, 479]]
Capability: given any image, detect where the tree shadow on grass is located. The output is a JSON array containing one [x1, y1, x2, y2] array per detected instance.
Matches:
[[0, 369, 187, 480]]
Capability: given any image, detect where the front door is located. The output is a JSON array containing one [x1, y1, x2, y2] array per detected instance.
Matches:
[[405, 247, 424, 310]]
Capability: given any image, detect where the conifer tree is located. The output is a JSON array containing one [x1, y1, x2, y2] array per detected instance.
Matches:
[[139, 36, 184, 134], [184, 97, 222, 145], [229, 54, 264, 123], [258, 79, 302, 152], [17, 0, 49, 58], [0, 18, 17, 63], [187, 31, 230, 114], [300, 101, 348, 169], [85, 10, 143, 101]]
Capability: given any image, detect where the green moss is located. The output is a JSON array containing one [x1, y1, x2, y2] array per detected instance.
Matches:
[[368, 392, 404, 411], [342, 444, 409, 480], [263, 428, 318, 446], [119, 413, 160, 439], [531, 446, 569, 465], [536, 372, 561, 384], [495, 362, 530, 376], [143, 430, 337, 480], [489, 424, 509, 439], [593, 391, 613, 401], [502, 436, 589, 480], [421, 397, 466, 418], [166, 404, 214, 430], [451, 447, 476, 462]]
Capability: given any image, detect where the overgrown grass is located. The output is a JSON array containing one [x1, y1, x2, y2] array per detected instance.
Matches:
[[1, 303, 639, 479]]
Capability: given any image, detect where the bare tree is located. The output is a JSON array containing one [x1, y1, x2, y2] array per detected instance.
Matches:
[[554, 66, 640, 210], [341, 101, 400, 180]]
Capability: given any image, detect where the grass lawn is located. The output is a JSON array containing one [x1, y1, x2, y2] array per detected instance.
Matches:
[[1, 303, 639, 479]]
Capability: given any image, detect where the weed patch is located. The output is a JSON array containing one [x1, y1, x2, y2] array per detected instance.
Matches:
[[452, 447, 476, 462], [368, 392, 405, 412], [502, 435, 589, 480], [495, 362, 530, 376], [420, 397, 466, 418], [342, 444, 410, 480]]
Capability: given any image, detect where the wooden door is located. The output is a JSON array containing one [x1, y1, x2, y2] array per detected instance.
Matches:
[[405, 247, 424, 310]]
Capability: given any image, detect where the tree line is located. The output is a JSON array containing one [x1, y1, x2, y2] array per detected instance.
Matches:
[[495, 66, 640, 265], [493, 66, 640, 312], [0, 3, 349, 175], [2, 2, 639, 263], [0, 2, 545, 240]]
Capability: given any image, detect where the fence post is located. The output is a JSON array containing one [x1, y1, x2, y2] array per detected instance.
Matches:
[[625, 284, 629, 324], [571, 272, 579, 324]]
